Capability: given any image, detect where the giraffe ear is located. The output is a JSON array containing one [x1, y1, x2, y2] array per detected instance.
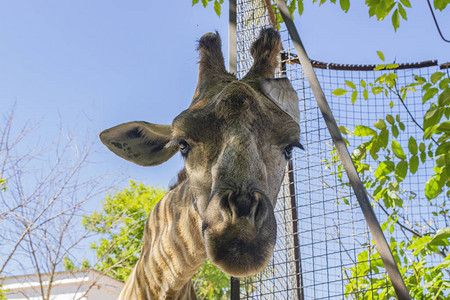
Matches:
[[100, 121, 178, 166], [260, 77, 300, 126]]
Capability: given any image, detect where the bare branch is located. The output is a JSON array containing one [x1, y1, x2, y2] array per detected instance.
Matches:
[[0, 108, 122, 298]]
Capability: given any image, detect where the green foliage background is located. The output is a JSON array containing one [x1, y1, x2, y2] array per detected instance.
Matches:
[[330, 59, 450, 298], [69, 180, 229, 299]]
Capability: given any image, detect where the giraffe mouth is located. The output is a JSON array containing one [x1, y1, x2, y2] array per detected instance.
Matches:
[[202, 190, 277, 277]]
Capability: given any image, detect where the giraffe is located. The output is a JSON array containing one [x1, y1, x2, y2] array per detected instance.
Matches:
[[100, 28, 302, 299]]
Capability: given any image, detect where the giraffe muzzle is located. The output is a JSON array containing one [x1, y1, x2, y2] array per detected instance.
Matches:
[[202, 188, 277, 277]]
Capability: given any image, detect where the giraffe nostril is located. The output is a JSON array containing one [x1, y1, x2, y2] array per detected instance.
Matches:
[[219, 190, 233, 214], [253, 192, 268, 228], [223, 189, 266, 226]]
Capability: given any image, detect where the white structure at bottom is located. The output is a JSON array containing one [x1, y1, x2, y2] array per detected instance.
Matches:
[[2, 269, 124, 300]]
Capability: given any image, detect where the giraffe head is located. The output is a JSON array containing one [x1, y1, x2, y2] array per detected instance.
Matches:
[[100, 28, 301, 277]]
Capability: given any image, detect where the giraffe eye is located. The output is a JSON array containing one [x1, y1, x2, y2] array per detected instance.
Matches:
[[179, 140, 190, 155], [283, 144, 294, 160]]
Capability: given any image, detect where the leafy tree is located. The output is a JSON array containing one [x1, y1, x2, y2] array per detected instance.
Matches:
[[79, 180, 230, 299], [329, 57, 450, 298], [193, 0, 449, 31], [81, 180, 164, 282]]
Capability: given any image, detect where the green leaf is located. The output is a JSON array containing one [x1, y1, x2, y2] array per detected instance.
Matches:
[[213, 0, 221, 16], [352, 143, 368, 160], [354, 125, 377, 137], [339, 125, 352, 136], [379, 129, 389, 148], [423, 82, 433, 91], [392, 124, 399, 138], [361, 79, 367, 88], [431, 72, 445, 84], [386, 114, 395, 125], [423, 87, 439, 103], [436, 142, 450, 157], [387, 189, 403, 208], [332, 88, 348, 96], [419, 142, 426, 152], [408, 137, 417, 155], [346, 80, 356, 89], [398, 3, 407, 20], [420, 151, 427, 163], [374, 185, 385, 199], [386, 63, 399, 70], [438, 133, 450, 143], [374, 64, 386, 71], [424, 105, 439, 127], [288, 0, 297, 14], [351, 90, 358, 104], [434, 0, 449, 10], [376, 51, 385, 62], [375, 161, 395, 178], [438, 88, 450, 106], [381, 220, 389, 232], [391, 140, 406, 159], [408, 235, 431, 255], [298, 0, 304, 15], [429, 227, 450, 246], [395, 160, 408, 181], [389, 223, 395, 234], [439, 78, 450, 90], [368, 5, 376, 17], [409, 155, 419, 174], [400, 0, 411, 8], [425, 174, 442, 199], [201, 0, 208, 8], [415, 75, 426, 84], [339, 0, 350, 12], [436, 121, 450, 134], [192, 0, 200, 5], [370, 139, 380, 160], [372, 87, 384, 94], [392, 9, 400, 31], [425, 111, 445, 135], [363, 89, 368, 100], [374, 119, 386, 130]]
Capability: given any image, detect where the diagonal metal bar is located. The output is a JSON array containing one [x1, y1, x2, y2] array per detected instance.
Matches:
[[274, 0, 411, 299]]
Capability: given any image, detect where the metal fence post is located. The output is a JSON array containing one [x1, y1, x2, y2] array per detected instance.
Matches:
[[229, 0, 237, 74]]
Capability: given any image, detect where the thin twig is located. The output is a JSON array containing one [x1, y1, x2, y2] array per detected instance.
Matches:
[[393, 86, 439, 145]]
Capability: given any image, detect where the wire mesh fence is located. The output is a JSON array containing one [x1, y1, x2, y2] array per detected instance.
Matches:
[[235, 0, 449, 299]]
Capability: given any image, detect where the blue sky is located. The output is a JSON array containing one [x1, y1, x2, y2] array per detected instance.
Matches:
[[0, 0, 448, 192]]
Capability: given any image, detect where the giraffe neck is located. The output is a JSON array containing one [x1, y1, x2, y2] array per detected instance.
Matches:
[[119, 181, 207, 300]]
